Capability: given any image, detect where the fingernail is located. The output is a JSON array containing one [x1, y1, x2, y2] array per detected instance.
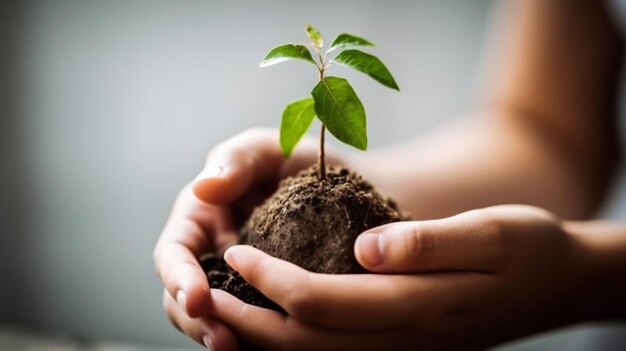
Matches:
[[203, 335, 215, 350], [355, 233, 383, 267], [195, 164, 225, 182], [223, 246, 239, 267], [176, 290, 187, 313]]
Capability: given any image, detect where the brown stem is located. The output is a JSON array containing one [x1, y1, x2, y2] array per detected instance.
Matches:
[[316, 45, 327, 180], [318, 124, 326, 179]]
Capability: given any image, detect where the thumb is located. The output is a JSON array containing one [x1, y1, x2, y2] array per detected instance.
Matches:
[[192, 129, 284, 205], [354, 211, 505, 273]]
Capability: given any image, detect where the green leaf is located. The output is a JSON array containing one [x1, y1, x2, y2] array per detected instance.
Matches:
[[331, 49, 399, 91], [260, 44, 316, 67], [280, 97, 316, 157], [304, 23, 323, 49], [311, 76, 367, 150], [328, 33, 374, 52]]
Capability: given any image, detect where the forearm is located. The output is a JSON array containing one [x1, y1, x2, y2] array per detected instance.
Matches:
[[349, 0, 622, 220], [350, 112, 602, 220]]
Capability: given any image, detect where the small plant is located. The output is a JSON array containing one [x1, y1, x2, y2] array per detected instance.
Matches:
[[261, 23, 399, 179], [202, 27, 404, 315]]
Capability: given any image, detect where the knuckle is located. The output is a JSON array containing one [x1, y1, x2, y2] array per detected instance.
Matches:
[[207, 135, 256, 167], [514, 204, 558, 222], [284, 275, 318, 321], [472, 208, 508, 240], [400, 224, 435, 263], [285, 288, 314, 319], [530, 207, 563, 230], [469, 208, 513, 265]]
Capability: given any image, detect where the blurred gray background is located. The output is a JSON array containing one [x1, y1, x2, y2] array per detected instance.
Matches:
[[1, 0, 624, 350]]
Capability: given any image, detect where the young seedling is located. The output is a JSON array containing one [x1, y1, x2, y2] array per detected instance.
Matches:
[[260, 23, 399, 179]]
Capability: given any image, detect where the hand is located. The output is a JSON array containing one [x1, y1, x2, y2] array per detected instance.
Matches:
[[153, 128, 333, 349], [208, 205, 596, 350]]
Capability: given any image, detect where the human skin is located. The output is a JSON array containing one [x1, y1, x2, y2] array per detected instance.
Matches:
[[153, 0, 626, 349], [155, 130, 626, 350]]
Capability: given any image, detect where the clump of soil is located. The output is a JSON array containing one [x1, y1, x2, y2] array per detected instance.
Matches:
[[201, 165, 406, 311]]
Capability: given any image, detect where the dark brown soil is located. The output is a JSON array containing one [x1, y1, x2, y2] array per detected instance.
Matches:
[[201, 165, 406, 349], [201, 165, 406, 312]]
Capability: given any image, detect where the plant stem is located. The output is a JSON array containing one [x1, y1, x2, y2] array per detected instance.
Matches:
[[319, 124, 326, 179], [315, 46, 327, 180]]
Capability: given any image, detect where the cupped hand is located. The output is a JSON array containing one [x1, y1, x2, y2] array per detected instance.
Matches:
[[153, 128, 332, 349], [209, 205, 594, 350]]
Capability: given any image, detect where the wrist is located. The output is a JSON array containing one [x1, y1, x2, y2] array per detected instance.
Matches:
[[563, 220, 626, 321]]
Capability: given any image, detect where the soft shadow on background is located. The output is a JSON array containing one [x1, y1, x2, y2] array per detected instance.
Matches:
[[1, 0, 625, 350]]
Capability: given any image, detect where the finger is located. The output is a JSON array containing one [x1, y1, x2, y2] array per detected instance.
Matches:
[[209, 289, 411, 351], [171, 186, 239, 254], [224, 245, 416, 330], [154, 186, 238, 317], [192, 128, 287, 205], [354, 209, 509, 274], [163, 290, 238, 351], [224, 246, 499, 331], [192, 128, 324, 205]]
